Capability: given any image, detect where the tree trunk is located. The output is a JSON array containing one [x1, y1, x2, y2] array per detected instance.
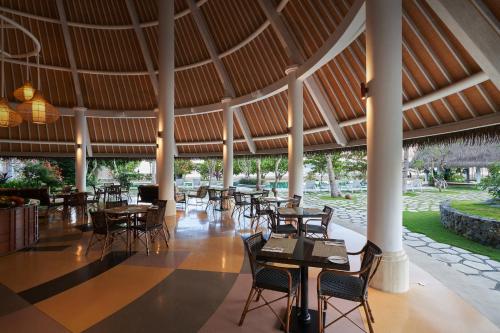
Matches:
[[402, 147, 409, 193], [274, 157, 282, 188], [326, 154, 341, 197], [256, 158, 262, 189]]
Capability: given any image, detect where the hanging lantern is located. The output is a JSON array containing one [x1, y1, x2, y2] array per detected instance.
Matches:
[[13, 81, 35, 102], [0, 98, 22, 127], [16, 90, 59, 124]]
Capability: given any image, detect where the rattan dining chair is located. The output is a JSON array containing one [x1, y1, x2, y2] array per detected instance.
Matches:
[[317, 241, 382, 333], [206, 189, 222, 215], [232, 192, 251, 221], [86, 210, 127, 260], [131, 207, 169, 255], [66, 192, 88, 222], [239, 232, 300, 333], [269, 211, 297, 236], [303, 206, 334, 238], [250, 197, 273, 231], [187, 186, 208, 208]]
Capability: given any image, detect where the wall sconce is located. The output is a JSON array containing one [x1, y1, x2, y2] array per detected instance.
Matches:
[[222, 140, 226, 145], [360, 82, 368, 100], [157, 131, 162, 138], [76, 143, 81, 149], [156, 143, 159, 149]]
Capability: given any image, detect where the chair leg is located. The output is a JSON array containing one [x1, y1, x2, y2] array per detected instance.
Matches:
[[285, 293, 292, 333], [366, 299, 375, 323], [100, 234, 109, 261], [239, 288, 256, 326], [85, 233, 94, 256], [145, 230, 150, 256], [255, 289, 262, 302], [162, 227, 169, 248], [362, 301, 375, 333]]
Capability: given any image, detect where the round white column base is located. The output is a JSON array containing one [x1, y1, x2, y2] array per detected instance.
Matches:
[[165, 200, 176, 217], [370, 250, 409, 293]]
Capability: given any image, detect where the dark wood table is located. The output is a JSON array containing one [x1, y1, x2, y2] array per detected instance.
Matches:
[[104, 204, 150, 253], [239, 190, 264, 218], [261, 196, 293, 209], [277, 207, 326, 236], [257, 236, 350, 330]]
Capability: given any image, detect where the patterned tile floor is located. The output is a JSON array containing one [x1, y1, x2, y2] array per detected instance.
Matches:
[[300, 188, 500, 289]]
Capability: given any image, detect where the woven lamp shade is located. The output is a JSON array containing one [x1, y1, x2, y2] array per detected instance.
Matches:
[[0, 98, 22, 127], [13, 81, 35, 102], [16, 90, 59, 124]]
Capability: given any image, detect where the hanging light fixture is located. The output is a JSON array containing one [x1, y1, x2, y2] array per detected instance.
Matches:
[[13, 80, 34, 102], [0, 19, 22, 127], [16, 54, 59, 124]]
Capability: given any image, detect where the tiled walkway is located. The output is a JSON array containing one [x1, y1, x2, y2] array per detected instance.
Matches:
[[302, 188, 500, 289]]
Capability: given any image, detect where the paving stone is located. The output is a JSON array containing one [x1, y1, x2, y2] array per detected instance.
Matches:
[[461, 254, 483, 262], [451, 263, 479, 275], [462, 260, 492, 271], [420, 237, 435, 243], [442, 248, 459, 254], [451, 247, 471, 254], [404, 236, 419, 241], [404, 240, 427, 247], [486, 260, 500, 268], [471, 253, 491, 260], [431, 253, 462, 264], [428, 242, 451, 249], [407, 232, 425, 238], [415, 246, 443, 254], [484, 272, 500, 282]]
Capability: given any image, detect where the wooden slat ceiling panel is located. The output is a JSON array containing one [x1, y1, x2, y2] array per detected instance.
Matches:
[[255, 138, 287, 152], [173, 14, 211, 67], [64, 0, 130, 25], [70, 27, 146, 71], [174, 64, 224, 107], [3, 14, 70, 67], [241, 92, 287, 137], [234, 142, 247, 152], [0, 0, 58, 18], [87, 118, 156, 144], [79, 74, 156, 110], [483, 0, 500, 21], [304, 132, 334, 147], [175, 112, 222, 142], [222, 27, 288, 96], [133, 0, 190, 27], [201, 0, 266, 53]]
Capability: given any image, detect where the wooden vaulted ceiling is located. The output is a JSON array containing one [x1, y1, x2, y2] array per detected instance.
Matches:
[[0, 0, 498, 157]]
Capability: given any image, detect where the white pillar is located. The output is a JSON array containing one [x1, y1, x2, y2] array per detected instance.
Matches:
[[74, 107, 87, 192], [222, 97, 234, 188], [366, 0, 409, 293], [286, 65, 304, 198], [158, 0, 175, 216]]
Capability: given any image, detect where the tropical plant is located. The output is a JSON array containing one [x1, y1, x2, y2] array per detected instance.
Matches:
[[20, 160, 63, 188], [196, 159, 222, 183], [480, 163, 500, 200], [174, 159, 195, 179]]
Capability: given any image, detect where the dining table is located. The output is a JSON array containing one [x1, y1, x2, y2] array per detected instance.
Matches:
[[257, 236, 350, 331], [104, 204, 151, 253], [277, 207, 326, 236], [261, 196, 294, 210], [238, 190, 264, 218], [208, 187, 229, 211]]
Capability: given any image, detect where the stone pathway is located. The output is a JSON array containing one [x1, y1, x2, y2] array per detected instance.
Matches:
[[301, 187, 500, 290]]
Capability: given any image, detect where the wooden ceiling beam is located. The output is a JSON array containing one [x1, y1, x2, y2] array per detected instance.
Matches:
[[56, 0, 93, 157], [426, 0, 500, 90], [186, 0, 256, 153], [258, 0, 349, 146]]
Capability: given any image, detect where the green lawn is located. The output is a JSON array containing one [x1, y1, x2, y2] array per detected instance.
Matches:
[[403, 211, 500, 261], [450, 200, 500, 220], [403, 192, 418, 197]]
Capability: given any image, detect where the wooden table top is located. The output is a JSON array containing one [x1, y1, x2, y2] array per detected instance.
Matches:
[[104, 204, 151, 215], [262, 196, 293, 203], [256, 236, 350, 270], [277, 207, 325, 218]]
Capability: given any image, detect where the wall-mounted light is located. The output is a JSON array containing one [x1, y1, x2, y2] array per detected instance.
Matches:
[[157, 131, 163, 138], [76, 143, 81, 149], [156, 143, 159, 149], [222, 140, 226, 145], [360, 82, 368, 100]]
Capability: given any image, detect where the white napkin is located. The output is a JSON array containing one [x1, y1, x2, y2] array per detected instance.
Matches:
[[270, 233, 286, 239], [324, 241, 343, 246], [327, 255, 348, 264], [262, 247, 284, 253]]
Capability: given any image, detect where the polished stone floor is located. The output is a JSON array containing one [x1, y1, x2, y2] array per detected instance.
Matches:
[[0, 204, 498, 333]]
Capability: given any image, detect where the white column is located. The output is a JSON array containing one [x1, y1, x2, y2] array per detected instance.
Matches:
[[158, 0, 175, 216], [74, 107, 87, 192], [286, 65, 304, 198], [366, 0, 409, 293], [222, 97, 233, 188]]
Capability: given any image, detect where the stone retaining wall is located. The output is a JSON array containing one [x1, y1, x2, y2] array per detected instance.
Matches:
[[440, 201, 500, 249]]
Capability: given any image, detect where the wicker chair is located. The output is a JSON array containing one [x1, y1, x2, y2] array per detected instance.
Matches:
[[187, 186, 208, 207], [205, 189, 222, 214], [174, 185, 187, 209], [250, 197, 273, 231], [232, 192, 250, 221], [86, 210, 127, 260], [106, 185, 122, 203], [131, 206, 169, 255], [317, 241, 382, 333], [222, 186, 237, 207], [303, 206, 334, 238], [239, 232, 300, 333], [291, 194, 301, 207], [66, 192, 88, 221], [269, 211, 297, 236]]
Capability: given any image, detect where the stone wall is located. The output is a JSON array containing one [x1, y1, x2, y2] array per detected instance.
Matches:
[[440, 201, 500, 249]]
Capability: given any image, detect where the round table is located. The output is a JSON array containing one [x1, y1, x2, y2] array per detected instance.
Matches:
[[104, 205, 151, 253]]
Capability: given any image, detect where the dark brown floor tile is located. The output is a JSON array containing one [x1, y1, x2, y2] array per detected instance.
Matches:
[[0, 306, 70, 333], [0, 284, 30, 317]]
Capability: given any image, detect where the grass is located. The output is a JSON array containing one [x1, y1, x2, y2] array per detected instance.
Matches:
[[403, 211, 500, 261], [403, 192, 418, 197], [450, 200, 500, 220]]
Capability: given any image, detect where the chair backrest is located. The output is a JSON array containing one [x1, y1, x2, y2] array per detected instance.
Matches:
[[197, 186, 208, 198], [105, 200, 128, 209], [156, 199, 167, 218], [68, 192, 87, 207], [137, 185, 159, 203], [261, 189, 270, 197], [251, 197, 264, 215], [233, 192, 245, 205], [289, 194, 301, 208], [208, 189, 219, 200], [359, 241, 383, 295], [227, 186, 236, 196], [268, 211, 279, 231], [243, 232, 265, 279], [90, 210, 108, 234], [321, 206, 334, 228], [293, 194, 302, 205], [106, 185, 122, 202], [144, 207, 162, 228], [62, 185, 73, 193]]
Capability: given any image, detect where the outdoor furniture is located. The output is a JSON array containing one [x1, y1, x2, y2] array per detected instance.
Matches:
[[261, 189, 270, 197], [87, 186, 103, 208], [239, 190, 264, 218], [66, 192, 88, 222], [104, 204, 151, 253], [105, 200, 128, 209], [256, 236, 350, 330], [239, 232, 300, 333], [175, 188, 187, 209], [303, 206, 334, 239], [291, 194, 302, 207], [261, 196, 294, 211], [137, 185, 159, 204], [206, 188, 223, 214], [86, 210, 127, 261], [106, 185, 122, 203], [250, 197, 273, 231], [187, 186, 208, 207], [277, 207, 326, 237], [232, 192, 251, 221], [222, 186, 237, 207], [131, 206, 169, 255], [317, 241, 382, 333], [268, 211, 297, 236]]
